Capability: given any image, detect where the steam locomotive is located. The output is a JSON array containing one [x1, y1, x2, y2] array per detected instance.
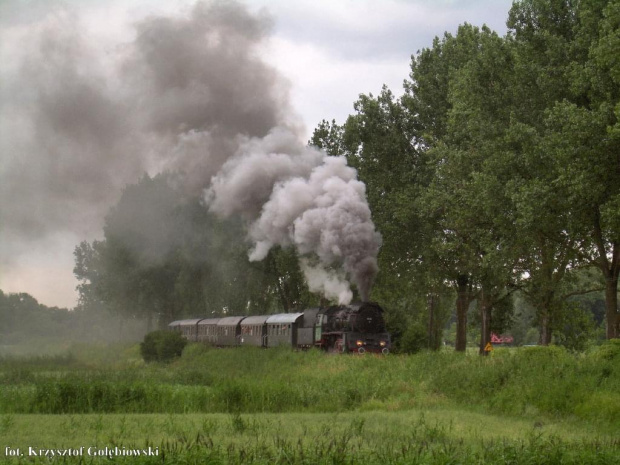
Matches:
[[169, 302, 390, 354]]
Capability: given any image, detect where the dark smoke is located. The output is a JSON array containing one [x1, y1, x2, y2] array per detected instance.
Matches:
[[0, 0, 290, 240], [1, 1, 290, 278], [0, 0, 380, 306]]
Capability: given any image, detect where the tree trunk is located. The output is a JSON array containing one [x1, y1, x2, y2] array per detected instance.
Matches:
[[455, 274, 469, 352], [479, 290, 492, 356], [536, 242, 556, 346], [605, 277, 619, 339], [539, 308, 552, 346], [592, 211, 619, 339], [428, 293, 435, 349]]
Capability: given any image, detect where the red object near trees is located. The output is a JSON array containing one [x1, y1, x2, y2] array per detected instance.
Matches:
[[491, 333, 514, 344]]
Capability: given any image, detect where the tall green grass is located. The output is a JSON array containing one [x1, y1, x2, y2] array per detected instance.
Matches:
[[1, 412, 618, 464], [0, 341, 619, 425]]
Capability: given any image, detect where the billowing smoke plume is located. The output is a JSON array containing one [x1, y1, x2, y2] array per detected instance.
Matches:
[[0, 1, 290, 250], [0, 0, 380, 306], [206, 128, 381, 303], [1, 1, 291, 305]]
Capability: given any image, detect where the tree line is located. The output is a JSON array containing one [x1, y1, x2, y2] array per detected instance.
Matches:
[[0, 290, 145, 353], [310, 0, 619, 352], [72, 0, 618, 352]]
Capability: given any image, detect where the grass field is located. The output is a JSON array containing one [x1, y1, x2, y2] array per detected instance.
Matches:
[[1, 341, 619, 463]]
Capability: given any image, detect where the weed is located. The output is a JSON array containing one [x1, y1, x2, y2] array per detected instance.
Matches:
[[229, 412, 247, 434], [0, 414, 14, 433]]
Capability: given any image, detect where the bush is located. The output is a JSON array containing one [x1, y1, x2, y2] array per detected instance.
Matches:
[[590, 338, 620, 362], [140, 330, 187, 363], [400, 321, 428, 354]]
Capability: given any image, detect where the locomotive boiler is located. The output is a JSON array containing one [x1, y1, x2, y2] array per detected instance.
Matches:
[[169, 302, 391, 354]]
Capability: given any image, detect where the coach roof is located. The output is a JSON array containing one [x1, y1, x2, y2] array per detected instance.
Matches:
[[170, 319, 203, 326], [240, 315, 270, 325], [266, 313, 304, 324], [216, 316, 245, 326]]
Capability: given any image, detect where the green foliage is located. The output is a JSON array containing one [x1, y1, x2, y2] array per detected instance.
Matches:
[[314, 0, 619, 346], [590, 338, 620, 362], [399, 321, 428, 354], [523, 328, 540, 345], [553, 301, 598, 351], [140, 331, 187, 363], [1, 344, 619, 428]]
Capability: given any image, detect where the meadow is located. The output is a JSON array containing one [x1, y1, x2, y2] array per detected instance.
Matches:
[[0, 341, 619, 463]]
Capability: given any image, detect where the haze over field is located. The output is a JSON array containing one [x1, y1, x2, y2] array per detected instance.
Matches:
[[0, 0, 512, 308]]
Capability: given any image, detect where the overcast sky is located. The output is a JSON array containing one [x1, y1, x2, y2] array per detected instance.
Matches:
[[0, 0, 514, 308]]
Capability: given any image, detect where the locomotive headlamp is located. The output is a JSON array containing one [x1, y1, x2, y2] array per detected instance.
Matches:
[[379, 341, 386, 347], [356, 340, 363, 346]]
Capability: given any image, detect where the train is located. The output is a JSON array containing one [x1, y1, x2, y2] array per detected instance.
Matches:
[[168, 301, 391, 354]]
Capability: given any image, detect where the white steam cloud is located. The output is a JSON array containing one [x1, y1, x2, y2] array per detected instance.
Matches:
[[206, 128, 382, 303]]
